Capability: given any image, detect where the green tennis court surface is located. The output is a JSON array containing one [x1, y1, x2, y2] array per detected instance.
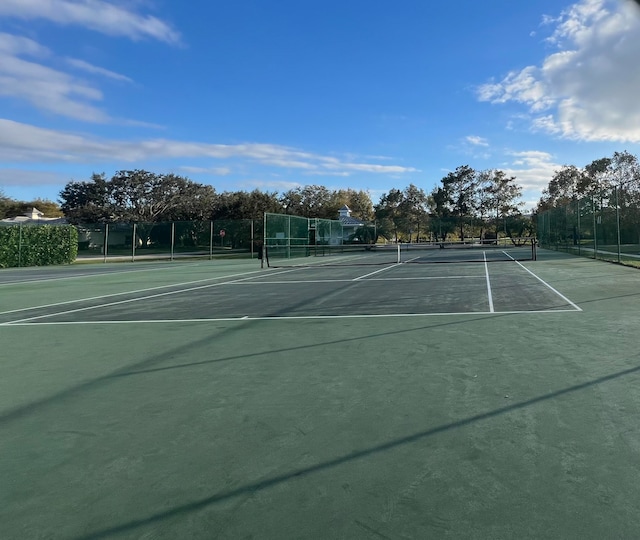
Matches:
[[1, 250, 640, 539]]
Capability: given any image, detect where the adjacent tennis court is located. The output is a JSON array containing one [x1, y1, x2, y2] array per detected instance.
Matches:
[[1, 249, 640, 539]]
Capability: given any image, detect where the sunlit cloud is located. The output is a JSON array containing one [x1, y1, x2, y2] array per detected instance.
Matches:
[[477, 0, 640, 142], [466, 135, 489, 147], [502, 150, 561, 193], [0, 119, 419, 177]]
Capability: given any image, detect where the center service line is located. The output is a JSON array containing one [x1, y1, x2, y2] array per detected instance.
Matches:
[[483, 252, 495, 313], [353, 263, 401, 281]]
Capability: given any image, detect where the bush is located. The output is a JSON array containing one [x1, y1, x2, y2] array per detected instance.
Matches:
[[0, 224, 78, 268]]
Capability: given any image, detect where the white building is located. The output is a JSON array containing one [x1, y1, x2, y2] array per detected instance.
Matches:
[[338, 205, 367, 242], [0, 208, 67, 224]]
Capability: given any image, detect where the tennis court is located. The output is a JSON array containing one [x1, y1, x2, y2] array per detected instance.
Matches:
[[1, 249, 640, 539]]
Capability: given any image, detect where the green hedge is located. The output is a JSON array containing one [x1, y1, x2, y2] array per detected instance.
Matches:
[[0, 225, 78, 268]]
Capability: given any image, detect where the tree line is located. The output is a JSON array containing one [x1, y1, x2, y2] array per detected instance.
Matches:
[[536, 150, 640, 211], [57, 171, 376, 224], [0, 193, 63, 220], [3, 164, 528, 242]]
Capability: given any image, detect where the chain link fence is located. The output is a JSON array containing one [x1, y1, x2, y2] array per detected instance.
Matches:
[[74, 219, 263, 262], [537, 186, 640, 266]]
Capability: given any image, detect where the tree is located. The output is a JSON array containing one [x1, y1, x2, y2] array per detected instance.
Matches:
[[109, 170, 188, 222], [279, 185, 335, 218], [59, 173, 111, 224], [399, 184, 429, 242], [330, 189, 375, 221], [484, 169, 522, 238], [538, 165, 584, 211], [374, 188, 404, 241], [582, 157, 613, 196], [216, 190, 283, 220], [0, 190, 13, 219], [436, 165, 477, 240]]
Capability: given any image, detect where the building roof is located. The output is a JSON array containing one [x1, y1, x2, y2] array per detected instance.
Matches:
[[339, 215, 365, 227]]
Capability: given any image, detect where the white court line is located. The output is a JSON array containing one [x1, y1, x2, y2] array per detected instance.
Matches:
[[0, 261, 205, 287], [513, 259, 583, 311], [246, 275, 485, 285], [0, 268, 269, 317], [1, 267, 302, 323], [0, 308, 583, 327], [483, 252, 495, 313], [353, 264, 401, 280]]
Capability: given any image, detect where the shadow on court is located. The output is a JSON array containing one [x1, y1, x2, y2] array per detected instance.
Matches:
[[73, 360, 640, 540], [0, 312, 517, 425], [3, 255, 640, 539]]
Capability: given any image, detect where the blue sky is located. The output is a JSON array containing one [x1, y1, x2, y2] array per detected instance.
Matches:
[[1, 0, 639, 211]]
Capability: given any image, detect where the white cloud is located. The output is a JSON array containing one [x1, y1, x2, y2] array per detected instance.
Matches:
[[502, 150, 561, 193], [466, 135, 489, 147], [477, 0, 640, 142], [305, 171, 351, 177], [0, 32, 50, 56], [66, 58, 133, 83], [0, 33, 112, 121], [0, 0, 180, 44], [0, 168, 66, 186], [179, 166, 232, 176], [0, 119, 419, 177]]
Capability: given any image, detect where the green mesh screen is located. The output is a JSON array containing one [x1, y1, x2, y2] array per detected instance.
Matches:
[[264, 213, 344, 260], [538, 187, 640, 267]]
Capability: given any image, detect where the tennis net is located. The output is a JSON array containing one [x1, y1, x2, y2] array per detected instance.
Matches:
[[265, 238, 537, 267]]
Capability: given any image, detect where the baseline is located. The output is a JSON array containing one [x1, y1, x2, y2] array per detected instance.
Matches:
[[1, 308, 583, 327]]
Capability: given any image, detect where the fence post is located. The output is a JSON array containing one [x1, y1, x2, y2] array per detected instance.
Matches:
[[261, 213, 266, 268], [615, 186, 621, 263], [576, 199, 581, 256], [171, 222, 175, 261], [209, 221, 213, 260], [287, 215, 291, 259], [592, 197, 597, 259], [18, 223, 22, 267], [132, 223, 137, 262], [104, 223, 109, 263]]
